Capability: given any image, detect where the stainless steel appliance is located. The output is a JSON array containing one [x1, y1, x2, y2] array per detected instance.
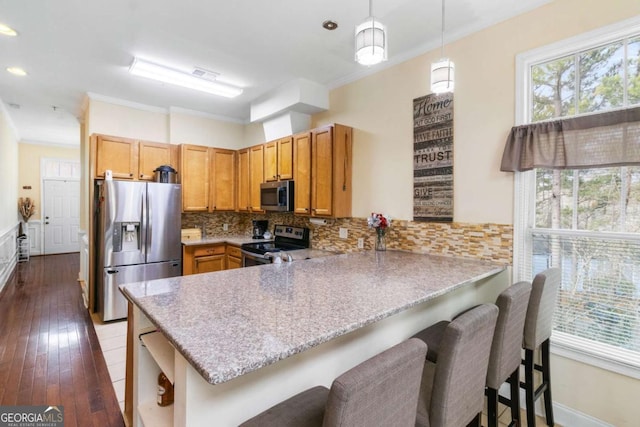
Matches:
[[260, 180, 294, 212], [252, 220, 269, 239], [241, 225, 310, 267], [94, 180, 182, 321], [153, 165, 177, 183]]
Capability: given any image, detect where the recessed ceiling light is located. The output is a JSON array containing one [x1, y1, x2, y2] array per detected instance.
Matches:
[[129, 57, 243, 98], [6, 67, 27, 76], [0, 23, 18, 37], [322, 20, 338, 30]]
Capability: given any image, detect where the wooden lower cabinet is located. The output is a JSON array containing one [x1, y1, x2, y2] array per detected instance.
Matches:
[[226, 245, 242, 269], [182, 244, 226, 275]]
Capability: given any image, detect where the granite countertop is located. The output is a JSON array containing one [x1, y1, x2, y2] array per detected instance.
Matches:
[[121, 251, 505, 386]]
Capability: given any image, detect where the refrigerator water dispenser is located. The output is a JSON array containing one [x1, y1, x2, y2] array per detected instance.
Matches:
[[113, 222, 141, 252]]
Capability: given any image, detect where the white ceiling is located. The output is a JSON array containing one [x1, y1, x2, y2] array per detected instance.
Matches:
[[0, 0, 551, 146]]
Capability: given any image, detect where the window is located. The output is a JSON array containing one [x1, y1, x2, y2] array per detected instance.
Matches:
[[514, 17, 640, 375]]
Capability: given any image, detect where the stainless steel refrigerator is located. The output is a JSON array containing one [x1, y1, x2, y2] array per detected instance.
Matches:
[[94, 180, 182, 321]]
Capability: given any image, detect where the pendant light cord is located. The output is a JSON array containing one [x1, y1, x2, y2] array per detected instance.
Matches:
[[440, 0, 445, 58]]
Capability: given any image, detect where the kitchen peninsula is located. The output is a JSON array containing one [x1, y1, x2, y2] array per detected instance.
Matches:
[[122, 250, 508, 427]]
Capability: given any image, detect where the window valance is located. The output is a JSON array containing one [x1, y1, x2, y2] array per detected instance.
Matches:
[[500, 106, 640, 172]]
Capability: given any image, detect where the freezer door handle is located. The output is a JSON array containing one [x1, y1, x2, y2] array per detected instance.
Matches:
[[106, 269, 119, 274], [141, 186, 148, 258], [144, 186, 152, 256]]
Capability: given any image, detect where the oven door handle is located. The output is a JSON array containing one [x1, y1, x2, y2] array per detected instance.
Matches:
[[240, 249, 267, 259]]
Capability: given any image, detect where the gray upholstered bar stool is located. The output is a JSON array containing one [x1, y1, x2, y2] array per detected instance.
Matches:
[[521, 267, 561, 427], [412, 282, 532, 427], [414, 303, 499, 427], [239, 338, 427, 427]]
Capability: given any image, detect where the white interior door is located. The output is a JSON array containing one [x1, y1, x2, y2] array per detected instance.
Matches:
[[43, 179, 80, 254]]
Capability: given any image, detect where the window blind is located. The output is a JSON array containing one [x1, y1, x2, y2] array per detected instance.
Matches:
[[529, 228, 640, 355]]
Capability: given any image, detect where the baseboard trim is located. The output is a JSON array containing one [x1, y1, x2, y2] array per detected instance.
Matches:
[[553, 401, 614, 427], [0, 225, 18, 296]]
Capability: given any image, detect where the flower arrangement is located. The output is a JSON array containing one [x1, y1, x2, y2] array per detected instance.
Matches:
[[367, 213, 391, 251], [18, 197, 36, 223]]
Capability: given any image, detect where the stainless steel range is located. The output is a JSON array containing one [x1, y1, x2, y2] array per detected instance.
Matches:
[[241, 225, 310, 267]]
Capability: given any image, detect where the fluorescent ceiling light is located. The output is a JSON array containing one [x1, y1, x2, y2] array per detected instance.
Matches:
[[129, 58, 243, 98], [7, 67, 27, 76], [0, 23, 17, 36]]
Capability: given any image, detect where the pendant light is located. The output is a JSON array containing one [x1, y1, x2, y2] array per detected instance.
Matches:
[[430, 0, 454, 93], [355, 0, 387, 66]]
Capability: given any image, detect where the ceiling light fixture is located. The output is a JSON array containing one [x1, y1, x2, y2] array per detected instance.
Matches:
[[6, 67, 27, 76], [129, 57, 243, 98], [322, 20, 338, 31], [430, 0, 454, 93], [0, 23, 17, 36], [354, 0, 387, 66]]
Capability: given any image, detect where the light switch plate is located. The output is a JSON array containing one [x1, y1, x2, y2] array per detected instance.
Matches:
[[339, 227, 348, 239], [357, 238, 364, 249], [223, 223, 229, 231]]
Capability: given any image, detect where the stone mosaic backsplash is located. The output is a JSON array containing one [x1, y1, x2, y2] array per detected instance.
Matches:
[[181, 212, 513, 265]]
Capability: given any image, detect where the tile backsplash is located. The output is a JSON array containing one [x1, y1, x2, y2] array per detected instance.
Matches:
[[182, 212, 513, 265]]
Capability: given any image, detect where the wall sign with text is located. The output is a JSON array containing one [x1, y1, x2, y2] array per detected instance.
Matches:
[[413, 92, 453, 222]]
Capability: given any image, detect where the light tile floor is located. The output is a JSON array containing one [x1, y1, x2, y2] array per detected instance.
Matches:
[[92, 314, 128, 414], [90, 316, 558, 426]]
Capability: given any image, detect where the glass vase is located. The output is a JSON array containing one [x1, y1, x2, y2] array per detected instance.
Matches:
[[375, 228, 386, 251]]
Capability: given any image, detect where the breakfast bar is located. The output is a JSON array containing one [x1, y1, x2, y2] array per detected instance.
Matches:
[[121, 250, 508, 427]]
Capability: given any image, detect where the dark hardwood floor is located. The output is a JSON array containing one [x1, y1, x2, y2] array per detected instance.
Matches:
[[0, 253, 124, 427]]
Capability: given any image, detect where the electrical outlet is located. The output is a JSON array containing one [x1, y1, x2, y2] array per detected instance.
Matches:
[[357, 238, 364, 249], [223, 223, 229, 231], [339, 227, 348, 239]]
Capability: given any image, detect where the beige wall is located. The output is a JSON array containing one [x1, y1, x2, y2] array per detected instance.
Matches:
[[0, 104, 19, 234], [242, 121, 266, 147], [88, 99, 169, 143], [169, 111, 244, 149], [18, 143, 80, 222]]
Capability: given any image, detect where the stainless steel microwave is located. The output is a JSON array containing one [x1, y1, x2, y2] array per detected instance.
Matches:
[[260, 180, 294, 212]]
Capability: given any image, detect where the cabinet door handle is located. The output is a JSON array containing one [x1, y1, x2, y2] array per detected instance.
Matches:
[[129, 173, 133, 177]]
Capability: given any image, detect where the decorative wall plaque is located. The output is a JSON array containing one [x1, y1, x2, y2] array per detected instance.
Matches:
[[413, 92, 454, 222]]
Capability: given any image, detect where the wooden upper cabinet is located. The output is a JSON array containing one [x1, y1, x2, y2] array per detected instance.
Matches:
[[310, 125, 353, 218], [312, 127, 334, 217], [138, 141, 176, 180], [210, 148, 236, 211], [237, 148, 250, 212], [278, 137, 293, 180], [249, 144, 264, 212], [264, 137, 293, 182], [93, 134, 178, 182], [264, 140, 278, 182], [95, 135, 138, 179], [293, 132, 312, 215], [180, 144, 210, 212]]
